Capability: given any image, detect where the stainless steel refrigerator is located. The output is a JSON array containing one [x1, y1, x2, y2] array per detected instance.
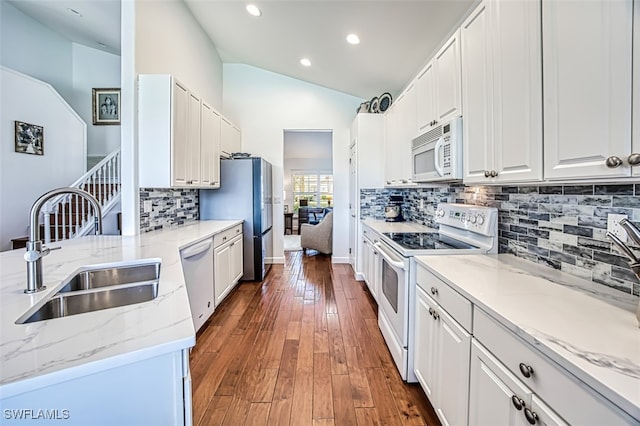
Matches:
[[199, 158, 273, 281]]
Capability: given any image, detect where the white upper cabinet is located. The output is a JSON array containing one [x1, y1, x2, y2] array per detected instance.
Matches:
[[416, 31, 462, 133], [543, 0, 633, 180], [139, 74, 230, 188], [384, 85, 415, 185], [201, 102, 221, 188], [221, 117, 241, 157], [462, 0, 543, 184]]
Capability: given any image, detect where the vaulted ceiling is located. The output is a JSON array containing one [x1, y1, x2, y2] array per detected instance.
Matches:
[[9, 0, 476, 99]]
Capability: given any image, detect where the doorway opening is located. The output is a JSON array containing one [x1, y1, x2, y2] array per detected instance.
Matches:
[[283, 130, 333, 253]]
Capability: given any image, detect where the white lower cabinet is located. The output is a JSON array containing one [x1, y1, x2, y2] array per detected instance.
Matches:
[[361, 230, 380, 301], [0, 349, 192, 425], [415, 284, 471, 426], [469, 340, 565, 426], [214, 232, 243, 306]]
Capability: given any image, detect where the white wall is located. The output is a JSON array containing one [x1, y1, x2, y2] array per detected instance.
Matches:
[[223, 64, 363, 263], [0, 1, 74, 102], [135, 0, 223, 110], [72, 43, 121, 156], [0, 68, 86, 251]]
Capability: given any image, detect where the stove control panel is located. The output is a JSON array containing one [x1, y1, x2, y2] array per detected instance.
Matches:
[[435, 203, 498, 236]]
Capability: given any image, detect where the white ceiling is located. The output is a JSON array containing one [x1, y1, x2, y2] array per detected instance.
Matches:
[[9, 0, 476, 99]]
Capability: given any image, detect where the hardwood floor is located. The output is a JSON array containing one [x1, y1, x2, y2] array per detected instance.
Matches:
[[190, 250, 440, 426]]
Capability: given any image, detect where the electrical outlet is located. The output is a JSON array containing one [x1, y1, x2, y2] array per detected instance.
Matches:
[[607, 213, 628, 242], [176, 199, 182, 209], [143, 200, 152, 213]]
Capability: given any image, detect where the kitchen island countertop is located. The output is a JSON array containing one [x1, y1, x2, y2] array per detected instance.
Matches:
[[0, 220, 241, 399]]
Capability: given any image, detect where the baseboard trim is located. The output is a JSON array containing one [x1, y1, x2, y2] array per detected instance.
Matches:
[[331, 256, 350, 264], [268, 256, 285, 264]]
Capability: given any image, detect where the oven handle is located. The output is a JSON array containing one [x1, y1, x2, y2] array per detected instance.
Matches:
[[374, 242, 407, 271]]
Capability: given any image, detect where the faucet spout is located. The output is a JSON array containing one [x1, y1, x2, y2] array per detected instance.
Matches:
[[25, 187, 103, 294]]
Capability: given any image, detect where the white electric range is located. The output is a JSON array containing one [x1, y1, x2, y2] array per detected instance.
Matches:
[[374, 203, 498, 382]]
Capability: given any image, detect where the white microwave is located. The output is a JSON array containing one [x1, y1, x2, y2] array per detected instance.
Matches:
[[411, 117, 463, 182]]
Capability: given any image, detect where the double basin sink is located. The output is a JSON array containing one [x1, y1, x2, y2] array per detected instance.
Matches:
[[16, 260, 161, 324]]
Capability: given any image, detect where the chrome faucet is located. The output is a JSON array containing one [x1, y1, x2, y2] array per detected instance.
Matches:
[[24, 187, 103, 294]]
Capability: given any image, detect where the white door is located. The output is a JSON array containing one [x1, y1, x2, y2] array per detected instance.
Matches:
[[416, 61, 436, 131], [187, 92, 201, 186], [469, 341, 531, 426], [230, 236, 243, 285], [434, 30, 462, 123], [461, 1, 493, 183], [543, 0, 632, 180], [414, 286, 439, 402], [171, 80, 189, 187], [491, 0, 542, 183], [436, 308, 471, 426], [200, 102, 221, 188], [349, 141, 357, 268], [214, 243, 231, 306]]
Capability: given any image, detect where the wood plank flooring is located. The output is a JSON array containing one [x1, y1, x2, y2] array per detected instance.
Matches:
[[190, 250, 440, 426]]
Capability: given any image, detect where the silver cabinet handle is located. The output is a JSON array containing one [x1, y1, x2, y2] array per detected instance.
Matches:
[[511, 395, 525, 411], [519, 362, 534, 378], [524, 408, 539, 425], [484, 170, 490, 178], [628, 153, 640, 166], [430, 287, 438, 295], [605, 156, 623, 168], [490, 170, 498, 177]]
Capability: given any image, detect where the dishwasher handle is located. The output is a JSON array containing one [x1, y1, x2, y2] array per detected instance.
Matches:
[[181, 240, 213, 259]]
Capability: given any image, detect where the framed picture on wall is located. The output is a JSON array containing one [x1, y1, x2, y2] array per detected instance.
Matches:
[[92, 88, 120, 125], [14, 120, 44, 155]]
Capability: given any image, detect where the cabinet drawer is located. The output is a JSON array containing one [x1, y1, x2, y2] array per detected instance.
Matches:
[[214, 224, 242, 247], [474, 307, 633, 425], [415, 264, 472, 332]]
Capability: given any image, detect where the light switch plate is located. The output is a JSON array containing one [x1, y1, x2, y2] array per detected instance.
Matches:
[[607, 213, 628, 242]]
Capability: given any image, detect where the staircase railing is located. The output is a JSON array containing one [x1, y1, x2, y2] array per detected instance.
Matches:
[[42, 149, 121, 243]]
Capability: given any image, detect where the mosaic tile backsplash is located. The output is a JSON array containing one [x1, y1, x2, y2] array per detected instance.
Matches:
[[361, 184, 640, 297], [139, 188, 199, 233]]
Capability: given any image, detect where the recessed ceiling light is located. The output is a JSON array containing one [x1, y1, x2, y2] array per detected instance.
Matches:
[[300, 58, 311, 67], [67, 8, 82, 17], [346, 34, 360, 45], [246, 4, 262, 17]]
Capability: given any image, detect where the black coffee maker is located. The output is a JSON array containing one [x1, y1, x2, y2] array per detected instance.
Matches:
[[384, 195, 404, 222]]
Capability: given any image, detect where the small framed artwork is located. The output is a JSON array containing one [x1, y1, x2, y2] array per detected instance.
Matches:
[[15, 121, 44, 155], [92, 88, 120, 125]]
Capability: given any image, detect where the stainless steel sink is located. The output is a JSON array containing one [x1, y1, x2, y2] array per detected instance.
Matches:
[[16, 260, 161, 324], [57, 262, 161, 293]]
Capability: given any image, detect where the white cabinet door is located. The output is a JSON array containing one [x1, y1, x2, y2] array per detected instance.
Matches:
[[434, 30, 462, 124], [462, 0, 542, 184], [416, 62, 436, 131], [543, 0, 632, 180], [220, 117, 234, 157], [361, 237, 370, 287], [436, 308, 471, 426], [385, 86, 414, 185], [201, 102, 221, 188], [384, 100, 400, 184], [461, 1, 493, 183], [633, 0, 640, 176], [230, 235, 244, 285], [491, 0, 542, 182], [187, 92, 202, 186], [171, 80, 189, 187], [414, 286, 439, 402], [469, 340, 532, 426], [214, 243, 231, 306]]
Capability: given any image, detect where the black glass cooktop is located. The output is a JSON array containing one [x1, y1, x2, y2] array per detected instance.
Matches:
[[383, 232, 479, 250]]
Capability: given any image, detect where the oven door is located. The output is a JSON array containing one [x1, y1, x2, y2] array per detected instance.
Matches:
[[375, 240, 410, 371]]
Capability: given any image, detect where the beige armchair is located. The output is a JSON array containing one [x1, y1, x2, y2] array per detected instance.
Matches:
[[300, 211, 333, 254]]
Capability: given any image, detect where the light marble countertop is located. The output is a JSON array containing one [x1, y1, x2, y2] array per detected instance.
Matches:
[[0, 220, 241, 399], [361, 218, 435, 234], [415, 254, 640, 421]]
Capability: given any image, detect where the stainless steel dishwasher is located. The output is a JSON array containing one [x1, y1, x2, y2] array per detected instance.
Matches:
[[180, 238, 215, 332]]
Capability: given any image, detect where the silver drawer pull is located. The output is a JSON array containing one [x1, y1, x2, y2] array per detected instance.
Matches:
[[605, 156, 623, 168], [524, 408, 538, 425], [628, 153, 640, 166], [430, 287, 438, 295], [519, 362, 534, 378], [511, 395, 525, 411]]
